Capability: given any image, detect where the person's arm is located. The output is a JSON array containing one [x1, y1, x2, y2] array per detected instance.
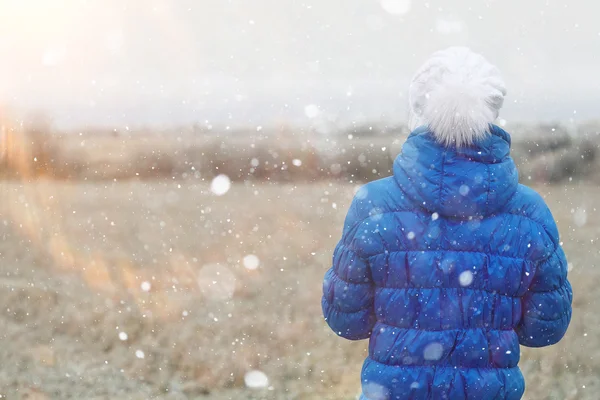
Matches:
[[321, 195, 375, 340], [516, 216, 573, 347]]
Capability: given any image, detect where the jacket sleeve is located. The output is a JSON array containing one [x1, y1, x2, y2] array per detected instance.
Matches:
[[321, 195, 376, 340], [516, 217, 573, 347]]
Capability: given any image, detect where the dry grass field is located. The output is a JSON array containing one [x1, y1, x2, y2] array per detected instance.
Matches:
[[0, 179, 597, 399], [4, 122, 598, 185]]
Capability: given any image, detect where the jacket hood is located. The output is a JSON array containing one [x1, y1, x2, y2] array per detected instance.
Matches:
[[393, 124, 518, 218]]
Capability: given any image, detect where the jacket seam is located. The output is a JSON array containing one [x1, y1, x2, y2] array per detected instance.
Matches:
[[367, 248, 531, 263], [375, 286, 518, 299], [372, 322, 514, 332], [347, 209, 551, 246], [485, 162, 491, 216], [438, 151, 446, 209], [328, 269, 371, 286], [524, 308, 571, 322], [527, 280, 570, 294], [365, 356, 518, 370], [323, 296, 372, 315]]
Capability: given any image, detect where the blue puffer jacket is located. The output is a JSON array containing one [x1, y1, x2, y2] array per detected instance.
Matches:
[[322, 125, 573, 400]]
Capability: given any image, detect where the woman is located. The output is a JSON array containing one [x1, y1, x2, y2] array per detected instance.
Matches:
[[321, 47, 572, 400]]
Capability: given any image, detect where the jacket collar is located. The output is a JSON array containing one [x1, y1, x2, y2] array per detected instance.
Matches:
[[393, 125, 519, 218]]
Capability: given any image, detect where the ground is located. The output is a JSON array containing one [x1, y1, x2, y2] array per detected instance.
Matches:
[[0, 179, 596, 399]]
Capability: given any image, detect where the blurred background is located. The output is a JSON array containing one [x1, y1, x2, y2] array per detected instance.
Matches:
[[0, 0, 598, 399]]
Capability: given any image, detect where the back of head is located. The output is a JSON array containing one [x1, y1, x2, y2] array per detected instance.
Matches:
[[408, 47, 507, 147]]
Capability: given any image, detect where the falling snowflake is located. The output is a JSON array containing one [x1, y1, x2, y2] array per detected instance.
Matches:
[[118, 332, 128, 341], [354, 186, 369, 199], [292, 159, 302, 167], [423, 342, 444, 360], [573, 207, 587, 227], [140, 281, 151, 292], [330, 164, 342, 175], [243, 254, 260, 270], [363, 382, 391, 398], [304, 104, 320, 119], [459, 270, 474, 287], [210, 174, 231, 196], [244, 370, 269, 389], [197, 264, 236, 301], [369, 207, 384, 221], [135, 350, 145, 359], [380, 0, 411, 15]]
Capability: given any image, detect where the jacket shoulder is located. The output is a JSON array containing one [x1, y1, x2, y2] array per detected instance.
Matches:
[[503, 184, 559, 245], [349, 177, 413, 225]]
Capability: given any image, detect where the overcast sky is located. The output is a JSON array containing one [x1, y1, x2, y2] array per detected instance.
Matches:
[[1, 0, 599, 129]]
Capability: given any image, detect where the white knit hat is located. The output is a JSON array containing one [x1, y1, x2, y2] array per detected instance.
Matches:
[[408, 47, 507, 147]]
